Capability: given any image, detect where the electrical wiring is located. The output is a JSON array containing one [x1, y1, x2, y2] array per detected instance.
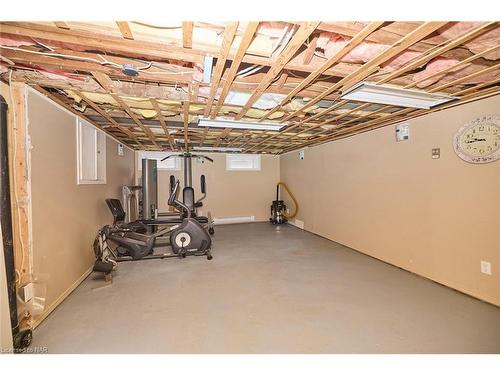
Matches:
[[237, 65, 265, 78], [1, 45, 159, 73], [1, 45, 122, 67], [130, 21, 182, 29]]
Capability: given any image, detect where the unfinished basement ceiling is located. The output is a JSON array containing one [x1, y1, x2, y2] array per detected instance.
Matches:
[[0, 21, 499, 153]]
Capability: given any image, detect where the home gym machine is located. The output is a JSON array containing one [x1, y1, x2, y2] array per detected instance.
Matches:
[[93, 179, 213, 275], [122, 152, 215, 235], [270, 182, 298, 224]]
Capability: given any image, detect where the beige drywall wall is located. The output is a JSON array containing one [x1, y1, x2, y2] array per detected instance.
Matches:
[[27, 90, 135, 323], [280, 94, 500, 307], [137, 153, 280, 222]]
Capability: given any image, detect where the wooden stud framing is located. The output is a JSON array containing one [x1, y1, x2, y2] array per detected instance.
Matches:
[[2, 21, 499, 153], [116, 22, 134, 40], [235, 22, 320, 120], [376, 22, 498, 85], [53, 21, 70, 29], [182, 22, 194, 48], [210, 22, 260, 118], [7, 82, 32, 285], [303, 36, 318, 65], [203, 22, 239, 117], [150, 98, 176, 150], [283, 22, 448, 121], [261, 21, 384, 121], [91, 71, 159, 147]]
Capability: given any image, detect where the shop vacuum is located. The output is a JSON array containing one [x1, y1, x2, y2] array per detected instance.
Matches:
[[270, 182, 298, 225]]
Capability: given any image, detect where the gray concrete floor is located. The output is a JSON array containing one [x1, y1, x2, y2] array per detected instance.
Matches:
[[32, 223, 500, 353]]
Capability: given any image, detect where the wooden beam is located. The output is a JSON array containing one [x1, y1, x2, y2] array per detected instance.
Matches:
[[314, 86, 500, 148], [283, 81, 500, 154], [302, 36, 318, 65], [182, 22, 194, 48], [235, 22, 320, 120], [430, 63, 500, 92], [0, 47, 196, 86], [214, 128, 232, 147], [112, 95, 159, 148], [76, 90, 139, 143], [260, 21, 383, 121], [203, 22, 239, 117], [53, 21, 70, 29], [91, 71, 159, 147], [250, 102, 371, 152], [282, 22, 448, 121], [0, 22, 205, 65], [200, 127, 209, 146], [0, 21, 364, 79], [33, 85, 135, 147], [7, 82, 32, 285], [404, 44, 500, 89], [210, 22, 260, 118], [116, 21, 134, 40], [150, 98, 175, 150], [276, 72, 288, 89], [377, 22, 498, 85], [244, 100, 347, 151]]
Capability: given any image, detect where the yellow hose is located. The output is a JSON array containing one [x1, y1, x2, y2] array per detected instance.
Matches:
[[277, 182, 298, 219]]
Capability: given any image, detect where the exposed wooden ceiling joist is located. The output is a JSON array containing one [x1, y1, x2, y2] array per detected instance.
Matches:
[[2, 20, 498, 154]]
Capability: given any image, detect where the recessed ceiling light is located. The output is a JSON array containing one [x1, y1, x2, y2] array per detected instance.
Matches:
[[340, 82, 457, 109], [198, 117, 285, 131]]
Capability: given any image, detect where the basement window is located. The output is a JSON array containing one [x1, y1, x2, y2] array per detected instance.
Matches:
[[137, 151, 181, 170], [226, 154, 261, 171], [77, 119, 106, 184]]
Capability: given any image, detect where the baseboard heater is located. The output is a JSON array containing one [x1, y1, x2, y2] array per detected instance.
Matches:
[[213, 216, 255, 225]]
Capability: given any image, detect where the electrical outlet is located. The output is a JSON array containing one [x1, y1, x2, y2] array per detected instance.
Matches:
[[480, 261, 492, 275], [432, 148, 440, 159]]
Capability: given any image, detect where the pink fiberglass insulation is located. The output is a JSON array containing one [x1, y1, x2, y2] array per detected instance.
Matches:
[[316, 32, 421, 69], [413, 57, 464, 87], [438, 22, 500, 60], [315, 28, 498, 88], [0, 36, 36, 47]]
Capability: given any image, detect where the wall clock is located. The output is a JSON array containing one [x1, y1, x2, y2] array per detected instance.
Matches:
[[453, 115, 500, 164]]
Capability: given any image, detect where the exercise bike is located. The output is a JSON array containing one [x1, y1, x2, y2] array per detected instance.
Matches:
[[93, 179, 213, 275], [162, 152, 215, 235]]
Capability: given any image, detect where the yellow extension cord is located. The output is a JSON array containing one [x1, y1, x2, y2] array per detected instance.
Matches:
[[277, 182, 299, 219]]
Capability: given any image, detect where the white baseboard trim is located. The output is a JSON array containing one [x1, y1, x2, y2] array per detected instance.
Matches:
[[289, 219, 305, 229], [32, 265, 93, 329], [214, 216, 255, 225]]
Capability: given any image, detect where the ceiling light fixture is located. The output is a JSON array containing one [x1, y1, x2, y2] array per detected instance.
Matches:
[[198, 117, 285, 131], [192, 146, 243, 153], [340, 82, 457, 109]]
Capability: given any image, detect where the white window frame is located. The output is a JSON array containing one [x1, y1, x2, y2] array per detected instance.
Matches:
[[76, 119, 107, 184], [225, 154, 261, 171], [137, 151, 181, 171]]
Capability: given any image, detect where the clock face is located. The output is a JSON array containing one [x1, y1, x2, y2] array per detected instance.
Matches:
[[454, 115, 500, 164]]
